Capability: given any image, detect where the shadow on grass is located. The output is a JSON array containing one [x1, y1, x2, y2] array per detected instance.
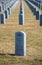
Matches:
[[8, 54, 15, 56], [0, 53, 6, 55], [35, 59, 42, 62], [0, 53, 24, 56], [0, 53, 16, 56]]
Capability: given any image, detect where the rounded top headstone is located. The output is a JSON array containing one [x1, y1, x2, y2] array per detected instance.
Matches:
[[15, 31, 25, 36]]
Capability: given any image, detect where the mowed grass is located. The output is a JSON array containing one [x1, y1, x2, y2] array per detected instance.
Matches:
[[0, 0, 42, 65]]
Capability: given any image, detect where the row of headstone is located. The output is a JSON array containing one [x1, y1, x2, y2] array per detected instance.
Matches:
[[26, 0, 39, 20], [15, 1, 26, 56], [19, 0, 24, 25], [0, 3, 2, 11], [0, 0, 19, 24], [15, 31, 26, 56], [0, 0, 17, 11], [25, 0, 42, 26], [29, 0, 40, 8]]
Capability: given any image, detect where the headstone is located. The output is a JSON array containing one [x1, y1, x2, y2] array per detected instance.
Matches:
[[0, 13, 5, 24], [39, 1, 42, 26], [19, 0, 24, 25], [39, 10, 42, 26], [0, 5, 2, 12], [2, 2, 5, 10], [40, 15, 42, 26], [8, 8, 11, 15], [33, 8, 36, 15], [36, 8, 39, 20], [19, 13, 24, 25], [40, 3, 42, 10], [4, 10, 9, 19], [15, 31, 26, 56]]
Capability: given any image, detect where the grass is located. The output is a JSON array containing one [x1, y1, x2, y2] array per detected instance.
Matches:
[[0, 54, 42, 65], [0, 0, 42, 65]]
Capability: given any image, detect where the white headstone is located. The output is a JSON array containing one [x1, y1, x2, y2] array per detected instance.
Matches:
[[0, 13, 5, 24], [15, 31, 26, 56], [5, 10, 9, 19]]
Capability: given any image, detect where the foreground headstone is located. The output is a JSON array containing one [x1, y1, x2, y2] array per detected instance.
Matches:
[[15, 31, 26, 56]]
